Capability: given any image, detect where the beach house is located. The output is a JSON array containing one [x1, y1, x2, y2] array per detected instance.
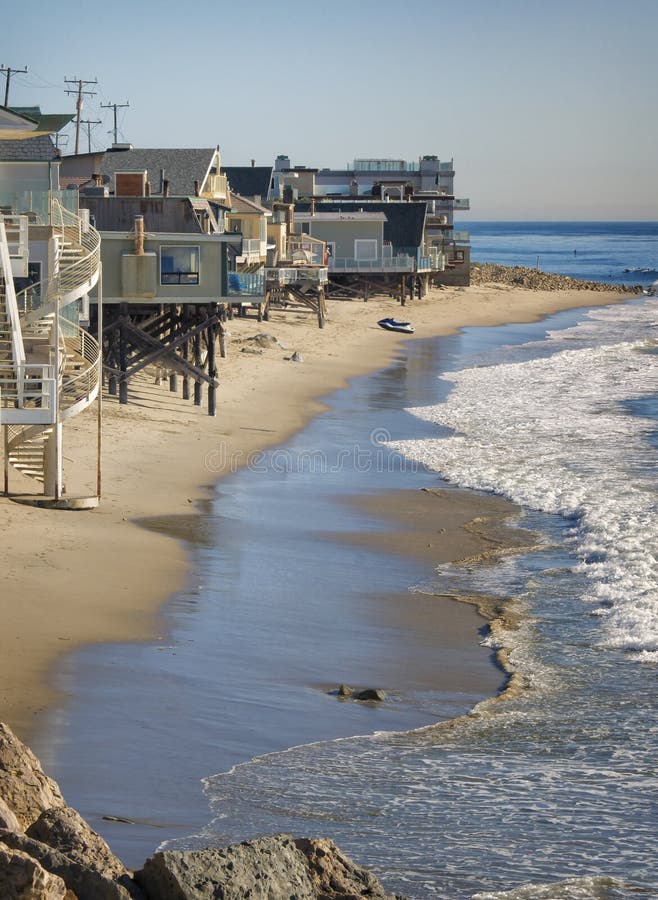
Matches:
[[0, 104, 102, 506], [273, 154, 470, 287]]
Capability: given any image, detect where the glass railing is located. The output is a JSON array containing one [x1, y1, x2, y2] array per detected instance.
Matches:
[[454, 199, 470, 209], [227, 270, 266, 296], [0, 189, 78, 225]]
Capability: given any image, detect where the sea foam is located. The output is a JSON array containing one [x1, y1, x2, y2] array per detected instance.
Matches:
[[390, 305, 658, 660]]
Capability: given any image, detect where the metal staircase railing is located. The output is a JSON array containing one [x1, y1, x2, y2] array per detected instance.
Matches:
[[1, 202, 102, 502]]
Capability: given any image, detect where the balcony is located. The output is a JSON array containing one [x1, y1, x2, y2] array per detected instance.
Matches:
[[237, 238, 267, 263], [227, 270, 266, 297], [285, 235, 326, 267], [329, 255, 415, 273], [203, 173, 228, 201], [266, 267, 329, 286], [454, 199, 470, 210], [0, 189, 79, 225]]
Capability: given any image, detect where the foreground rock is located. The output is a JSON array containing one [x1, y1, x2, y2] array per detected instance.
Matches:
[[470, 262, 641, 293], [0, 721, 406, 899], [136, 834, 402, 900]]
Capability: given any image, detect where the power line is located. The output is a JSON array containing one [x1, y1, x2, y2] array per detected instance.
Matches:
[[101, 100, 130, 145], [0, 64, 28, 106], [79, 118, 101, 154], [64, 76, 97, 154]]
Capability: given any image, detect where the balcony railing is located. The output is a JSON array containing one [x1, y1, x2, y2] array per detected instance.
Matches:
[[203, 173, 228, 199], [267, 267, 329, 286], [227, 270, 266, 296], [454, 199, 470, 209], [286, 235, 326, 266], [329, 256, 415, 272], [238, 238, 267, 260], [0, 189, 79, 225]]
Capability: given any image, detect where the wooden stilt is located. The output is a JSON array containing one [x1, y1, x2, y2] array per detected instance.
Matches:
[[207, 304, 217, 417], [119, 303, 128, 404]]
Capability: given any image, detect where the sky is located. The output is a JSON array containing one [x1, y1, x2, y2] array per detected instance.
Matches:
[[2, 0, 657, 220]]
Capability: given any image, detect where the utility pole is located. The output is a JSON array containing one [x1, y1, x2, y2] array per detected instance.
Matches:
[[64, 76, 97, 154], [79, 118, 101, 153], [0, 64, 28, 106], [100, 100, 129, 145]]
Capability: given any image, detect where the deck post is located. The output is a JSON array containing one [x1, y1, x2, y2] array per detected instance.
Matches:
[[207, 303, 217, 417], [119, 303, 128, 404]]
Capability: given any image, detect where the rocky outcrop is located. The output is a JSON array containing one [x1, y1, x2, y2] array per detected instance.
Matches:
[[0, 722, 65, 831], [135, 834, 402, 900], [0, 844, 69, 899], [26, 806, 129, 884], [295, 836, 397, 898], [470, 263, 641, 294], [0, 721, 406, 899]]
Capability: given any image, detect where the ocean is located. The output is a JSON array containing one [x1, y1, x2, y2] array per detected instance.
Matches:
[[464, 220, 658, 290], [36, 222, 657, 899]]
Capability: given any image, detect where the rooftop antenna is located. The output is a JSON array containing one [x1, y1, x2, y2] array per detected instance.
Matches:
[[101, 100, 130, 144]]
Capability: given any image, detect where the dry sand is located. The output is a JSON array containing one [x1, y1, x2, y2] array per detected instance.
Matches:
[[0, 283, 631, 739]]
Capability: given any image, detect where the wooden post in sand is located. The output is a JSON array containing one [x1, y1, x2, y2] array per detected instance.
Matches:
[[193, 330, 202, 406], [119, 303, 128, 404], [207, 304, 217, 417]]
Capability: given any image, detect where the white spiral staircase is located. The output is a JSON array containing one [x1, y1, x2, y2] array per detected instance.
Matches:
[[0, 199, 102, 507]]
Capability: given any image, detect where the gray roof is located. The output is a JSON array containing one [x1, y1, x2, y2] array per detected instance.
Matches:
[[100, 148, 217, 196], [223, 166, 272, 200], [0, 134, 59, 162]]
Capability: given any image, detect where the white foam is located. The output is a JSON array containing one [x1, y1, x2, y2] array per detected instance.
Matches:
[[391, 321, 658, 659]]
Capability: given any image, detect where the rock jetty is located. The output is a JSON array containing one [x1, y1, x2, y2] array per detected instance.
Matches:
[[470, 263, 641, 293], [0, 722, 406, 899]]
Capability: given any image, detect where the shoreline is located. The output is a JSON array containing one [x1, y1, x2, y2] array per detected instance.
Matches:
[[0, 281, 637, 742]]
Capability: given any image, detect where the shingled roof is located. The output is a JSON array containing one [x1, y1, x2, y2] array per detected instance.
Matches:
[[0, 133, 59, 162], [223, 166, 272, 201], [100, 148, 217, 196], [295, 200, 427, 251]]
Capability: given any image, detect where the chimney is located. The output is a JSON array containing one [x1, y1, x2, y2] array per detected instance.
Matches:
[[134, 216, 145, 255], [160, 168, 165, 193], [251, 159, 255, 167], [145, 181, 151, 197], [92, 172, 102, 187], [194, 179, 200, 196], [163, 179, 170, 197]]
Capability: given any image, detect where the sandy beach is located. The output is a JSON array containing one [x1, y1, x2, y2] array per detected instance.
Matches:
[[0, 281, 631, 740]]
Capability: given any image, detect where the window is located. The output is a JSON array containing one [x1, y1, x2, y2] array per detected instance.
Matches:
[[160, 245, 200, 285], [354, 239, 378, 261]]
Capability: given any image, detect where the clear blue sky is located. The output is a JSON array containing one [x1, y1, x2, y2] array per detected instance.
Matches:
[[3, 0, 657, 219]]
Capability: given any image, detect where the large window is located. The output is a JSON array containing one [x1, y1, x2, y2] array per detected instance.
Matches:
[[160, 245, 200, 285], [354, 239, 378, 261]]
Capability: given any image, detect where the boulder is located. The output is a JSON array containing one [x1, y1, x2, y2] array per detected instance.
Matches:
[[0, 797, 21, 833], [295, 836, 400, 898], [0, 831, 137, 900], [27, 806, 128, 882], [353, 688, 386, 702], [135, 834, 403, 900], [135, 834, 316, 899], [0, 845, 68, 899], [0, 723, 65, 830]]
